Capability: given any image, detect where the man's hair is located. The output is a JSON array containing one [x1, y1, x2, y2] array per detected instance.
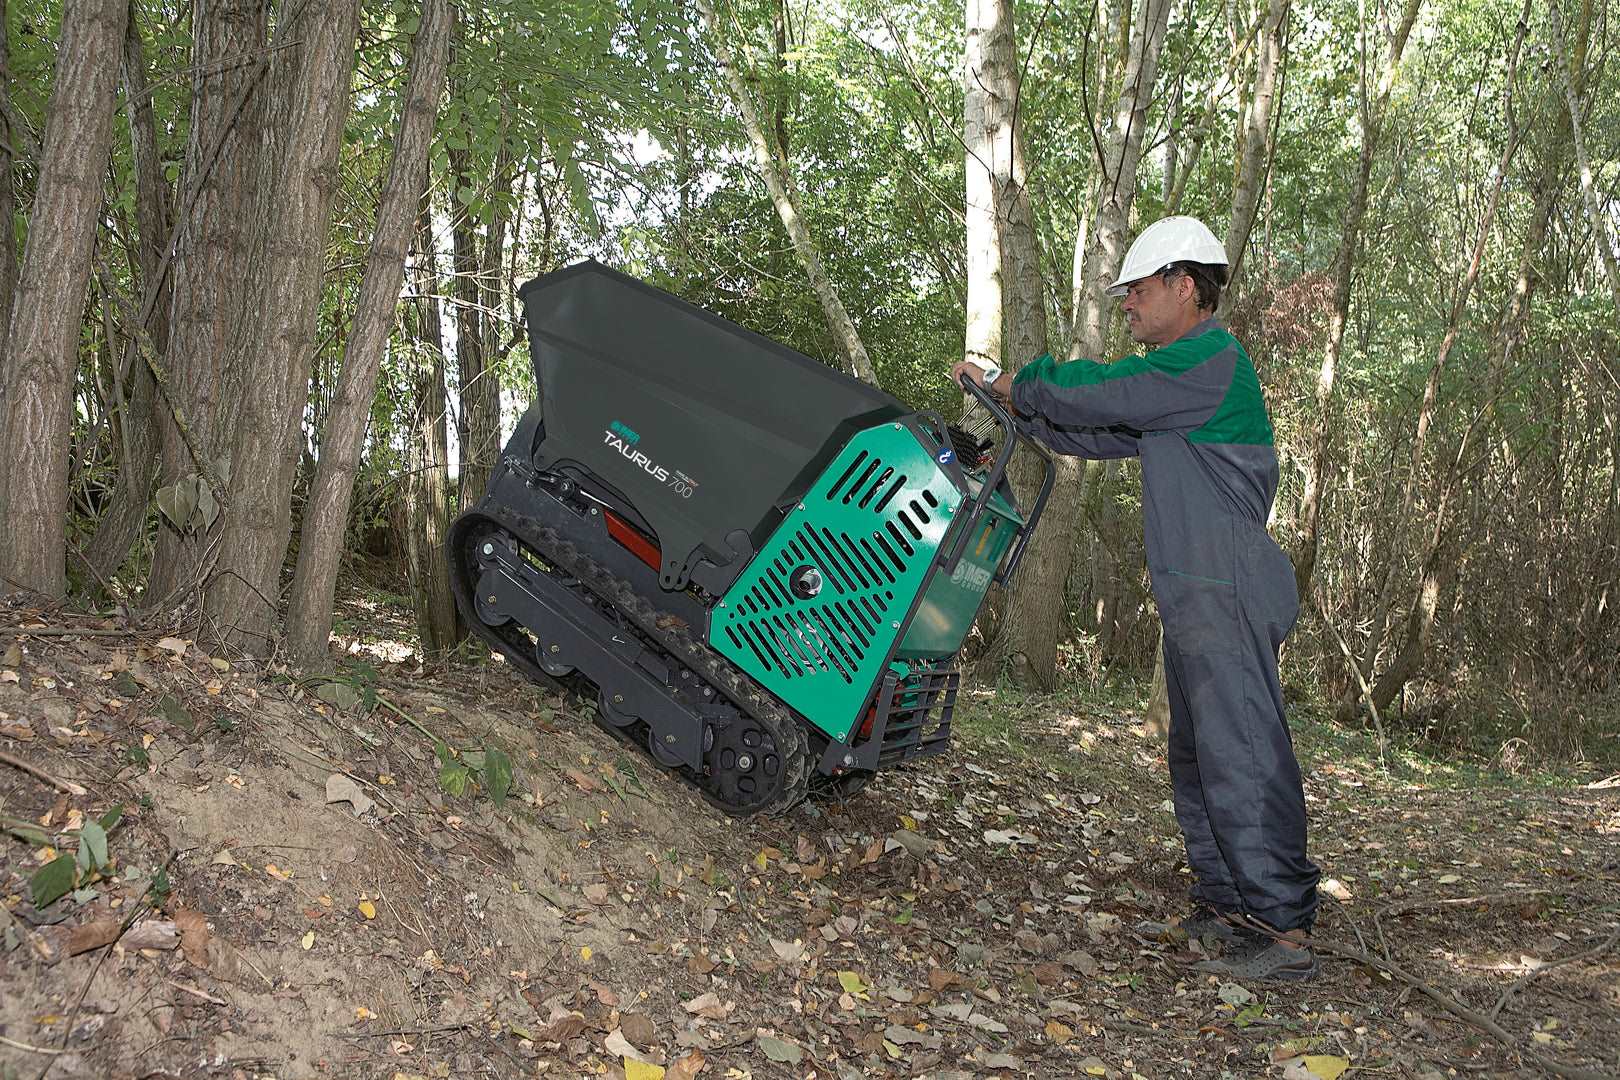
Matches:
[[1163, 261, 1227, 312]]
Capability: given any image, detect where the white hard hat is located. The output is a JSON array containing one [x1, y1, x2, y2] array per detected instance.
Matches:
[[1107, 216, 1228, 297]]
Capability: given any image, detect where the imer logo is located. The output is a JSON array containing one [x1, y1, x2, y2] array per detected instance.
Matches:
[[949, 561, 993, 592], [604, 420, 670, 483]]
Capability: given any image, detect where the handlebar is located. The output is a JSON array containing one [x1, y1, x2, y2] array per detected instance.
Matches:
[[939, 374, 1054, 585]]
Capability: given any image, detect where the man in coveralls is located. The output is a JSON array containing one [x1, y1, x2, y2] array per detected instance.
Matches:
[[952, 216, 1322, 980]]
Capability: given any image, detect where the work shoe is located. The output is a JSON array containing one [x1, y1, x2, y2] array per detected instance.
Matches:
[[1135, 905, 1239, 947], [1193, 930, 1319, 982]]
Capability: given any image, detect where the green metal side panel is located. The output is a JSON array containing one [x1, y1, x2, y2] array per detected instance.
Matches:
[[897, 493, 1020, 659], [709, 422, 960, 742]]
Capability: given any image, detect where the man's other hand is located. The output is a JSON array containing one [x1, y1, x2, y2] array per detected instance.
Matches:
[[950, 361, 1013, 399]]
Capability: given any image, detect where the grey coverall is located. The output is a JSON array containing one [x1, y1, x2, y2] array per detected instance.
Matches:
[[1011, 318, 1321, 932]]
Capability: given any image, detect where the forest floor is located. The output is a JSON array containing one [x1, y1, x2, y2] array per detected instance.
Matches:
[[2, 591, 1618, 1080]]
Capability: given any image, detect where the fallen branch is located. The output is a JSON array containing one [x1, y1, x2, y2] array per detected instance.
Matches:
[[0, 1036, 66, 1055], [334, 1023, 472, 1039], [0, 750, 89, 796], [167, 980, 228, 1006], [0, 626, 155, 638], [1490, 926, 1620, 1023], [1308, 934, 1614, 1080], [1382, 890, 1551, 920]]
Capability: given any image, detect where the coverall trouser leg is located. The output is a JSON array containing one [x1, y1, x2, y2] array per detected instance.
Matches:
[[1160, 536, 1319, 932]]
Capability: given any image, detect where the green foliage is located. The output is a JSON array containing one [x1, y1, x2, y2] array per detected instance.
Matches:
[[435, 740, 514, 806], [26, 806, 125, 910]]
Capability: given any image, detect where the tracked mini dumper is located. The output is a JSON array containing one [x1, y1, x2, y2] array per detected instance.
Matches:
[[448, 262, 1052, 816]]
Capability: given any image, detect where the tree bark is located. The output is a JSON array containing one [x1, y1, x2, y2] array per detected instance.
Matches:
[[964, 0, 1083, 688], [285, 0, 451, 667], [1165, 9, 1266, 215], [1223, 0, 1289, 296], [1055, 0, 1173, 707], [81, 2, 175, 583], [404, 212, 459, 656], [146, 0, 270, 604], [963, 0, 1002, 379], [695, 0, 877, 384], [448, 153, 499, 506], [0, 0, 129, 597], [1291, 0, 1423, 600], [1069, 0, 1174, 363], [0, 0, 16, 354], [1548, 2, 1620, 314], [203, 0, 360, 650]]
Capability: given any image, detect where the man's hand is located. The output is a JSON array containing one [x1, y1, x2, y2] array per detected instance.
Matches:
[[950, 360, 1014, 400]]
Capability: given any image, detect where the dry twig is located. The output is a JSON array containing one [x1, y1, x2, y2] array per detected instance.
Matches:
[[1307, 934, 1614, 1080], [0, 750, 89, 796], [1489, 926, 1620, 1023]]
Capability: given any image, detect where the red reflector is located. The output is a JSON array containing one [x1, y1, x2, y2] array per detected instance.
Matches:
[[604, 510, 662, 571], [857, 703, 878, 740]]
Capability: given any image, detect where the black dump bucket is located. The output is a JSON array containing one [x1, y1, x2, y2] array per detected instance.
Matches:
[[517, 261, 907, 593]]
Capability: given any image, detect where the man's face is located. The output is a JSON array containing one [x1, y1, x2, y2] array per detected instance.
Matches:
[[1119, 271, 1193, 347]]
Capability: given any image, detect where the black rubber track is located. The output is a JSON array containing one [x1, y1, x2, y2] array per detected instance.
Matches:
[[453, 506, 812, 817]]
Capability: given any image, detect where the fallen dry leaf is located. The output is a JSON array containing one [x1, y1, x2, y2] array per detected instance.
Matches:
[[325, 773, 376, 817], [681, 992, 731, 1020], [620, 1012, 658, 1048], [172, 907, 211, 966], [358, 899, 377, 920], [666, 1049, 706, 1080], [155, 637, 189, 657], [67, 919, 122, 956], [605, 1028, 652, 1063], [0, 718, 36, 740], [536, 1009, 588, 1042]]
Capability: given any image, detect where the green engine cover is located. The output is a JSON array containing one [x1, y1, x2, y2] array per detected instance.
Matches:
[[709, 421, 963, 742]]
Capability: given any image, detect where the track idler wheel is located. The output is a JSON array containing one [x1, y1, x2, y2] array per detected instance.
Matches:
[[701, 716, 791, 815]]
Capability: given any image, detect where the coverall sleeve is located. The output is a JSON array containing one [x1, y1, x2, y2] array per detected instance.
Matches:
[[1022, 415, 1140, 459], [1010, 334, 1236, 433]]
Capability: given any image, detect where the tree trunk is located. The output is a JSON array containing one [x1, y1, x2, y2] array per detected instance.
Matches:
[[963, 0, 1004, 379], [964, 0, 1082, 688], [1069, 0, 1174, 363], [1058, 0, 1173, 709], [695, 0, 877, 384], [203, 0, 360, 650], [81, 2, 174, 583], [146, 0, 270, 605], [1291, 0, 1423, 600], [1549, 2, 1620, 314], [1223, 0, 1289, 296], [285, 0, 451, 667], [0, 0, 16, 354], [448, 160, 498, 507], [404, 213, 459, 656], [1165, 9, 1266, 216], [0, 0, 129, 597]]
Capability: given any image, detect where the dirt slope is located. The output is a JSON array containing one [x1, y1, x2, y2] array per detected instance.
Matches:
[[1, 616, 1616, 1080]]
